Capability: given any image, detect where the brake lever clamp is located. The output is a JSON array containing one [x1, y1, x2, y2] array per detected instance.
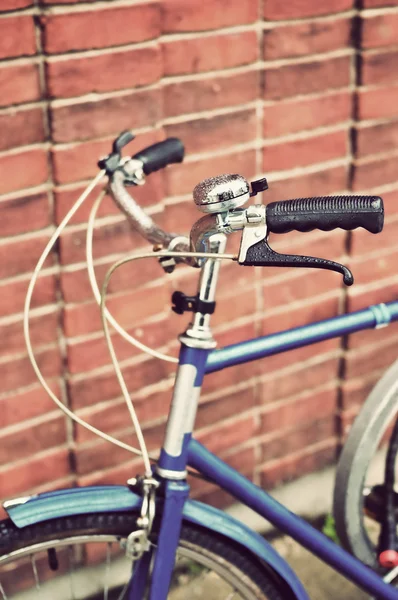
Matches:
[[237, 208, 354, 286], [98, 130, 145, 185]]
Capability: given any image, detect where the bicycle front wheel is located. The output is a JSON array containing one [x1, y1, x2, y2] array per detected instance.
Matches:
[[333, 358, 398, 569], [0, 511, 287, 599]]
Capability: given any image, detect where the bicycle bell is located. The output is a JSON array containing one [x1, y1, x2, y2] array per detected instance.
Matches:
[[193, 174, 250, 213]]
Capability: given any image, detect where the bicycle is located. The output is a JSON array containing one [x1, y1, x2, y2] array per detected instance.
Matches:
[[1, 131, 398, 599]]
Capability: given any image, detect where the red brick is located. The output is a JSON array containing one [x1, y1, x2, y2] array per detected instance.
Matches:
[[345, 337, 398, 379], [0, 383, 59, 429], [77, 459, 142, 487], [0, 0, 32, 9], [0, 310, 58, 358], [204, 337, 339, 398], [262, 268, 345, 312], [0, 107, 45, 152], [164, 70, 259, 118], [264, 17, 351, 60], [261, 355, 340, 406], [0, 148, 48, 195], [355, 121, 398, 158], [158, 198, 203, 236], [69, 356, 171, 408], [162, 30, 258, 76], [196, 388, 256, 431], [263, 416, 336, 461], [163, 0, 257, 32], [263, 91, 352, 138], [361, 49, 398, 85], [60, 253, 162, 304], [0, 191, 50, 236], [349, 248, 398, 287], [64, 282, 169, 337], [340, 375, 379, 411], [212, 287, 257, 329], [51, 89, 161, 143], [211, 259, 255, 298], [0, 416, 66, 466], [264, 55, 351, 100], [165, 109, 257, 156], [347, 320, 398, 351], [213, 321, 257, 348], [261, 339, 341, 385], [263, 130, 347, 173], [52, 129, 164, 186], [75, 385, 172, 443], [0, 62, 40, 108], [66, 317, 172, 374], [352, 154, 398, 191], [47, 46, 162, 99], [362, 0, 398, 7], [361, 13, 398, 49], [380, 187, 398, 217], [75, 422, 164, 475], [0, 448, 70, 499], [262, 294, 340, 336], [59, 219, 146, 266], [264, 0, 353, 19], [0, 273, 56, 318], [165, 149, 256, 197], [0, 233, 55, 280], [55, 171, 164, 226], [42, 3, 161, 53], [0, 15, 35, 59], [357, 83, 398, 121], [263, 166, 348, 203], [350, 213, 398, 257], [41, 0, 96, 3], [197, 416, 258, 455], [347, 277, 398, 312], [0, 347, 61, 394], [54, 186, 118, 226], [260, 440, 337, 488]]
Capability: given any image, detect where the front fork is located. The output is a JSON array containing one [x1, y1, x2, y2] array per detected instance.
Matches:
[[128, 232, 227, 599]]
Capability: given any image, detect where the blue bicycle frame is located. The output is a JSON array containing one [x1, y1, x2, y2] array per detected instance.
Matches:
[[7, 299, 398, 600]]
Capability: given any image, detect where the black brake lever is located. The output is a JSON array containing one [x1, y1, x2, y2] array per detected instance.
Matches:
[[238, 237, 354, 285]]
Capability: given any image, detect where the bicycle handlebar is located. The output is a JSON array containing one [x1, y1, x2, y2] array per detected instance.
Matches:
[[266, 196, 384, 235], [106, 134, 384, 276]]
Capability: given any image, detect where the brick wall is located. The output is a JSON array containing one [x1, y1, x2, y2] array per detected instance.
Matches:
[[1, 0, 398, 510]]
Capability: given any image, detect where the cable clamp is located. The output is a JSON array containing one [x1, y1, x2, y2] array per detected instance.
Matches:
[[370, 303, 391, 329]]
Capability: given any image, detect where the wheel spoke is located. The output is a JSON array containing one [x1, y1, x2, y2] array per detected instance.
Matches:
[[383, 565, 398, 584], [0, 581, 7, 600], [104, 542, 112, 600], [68, 546, 76, 600], [116, 581, 129, 600], [31, 555, 40, 593]]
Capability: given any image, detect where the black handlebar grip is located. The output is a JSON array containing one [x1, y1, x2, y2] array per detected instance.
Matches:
[[266, 196, 384, 234], [132, 138, 185, 175]]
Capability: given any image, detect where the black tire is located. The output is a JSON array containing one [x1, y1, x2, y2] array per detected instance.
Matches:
[[0, 512, 288, 599]]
